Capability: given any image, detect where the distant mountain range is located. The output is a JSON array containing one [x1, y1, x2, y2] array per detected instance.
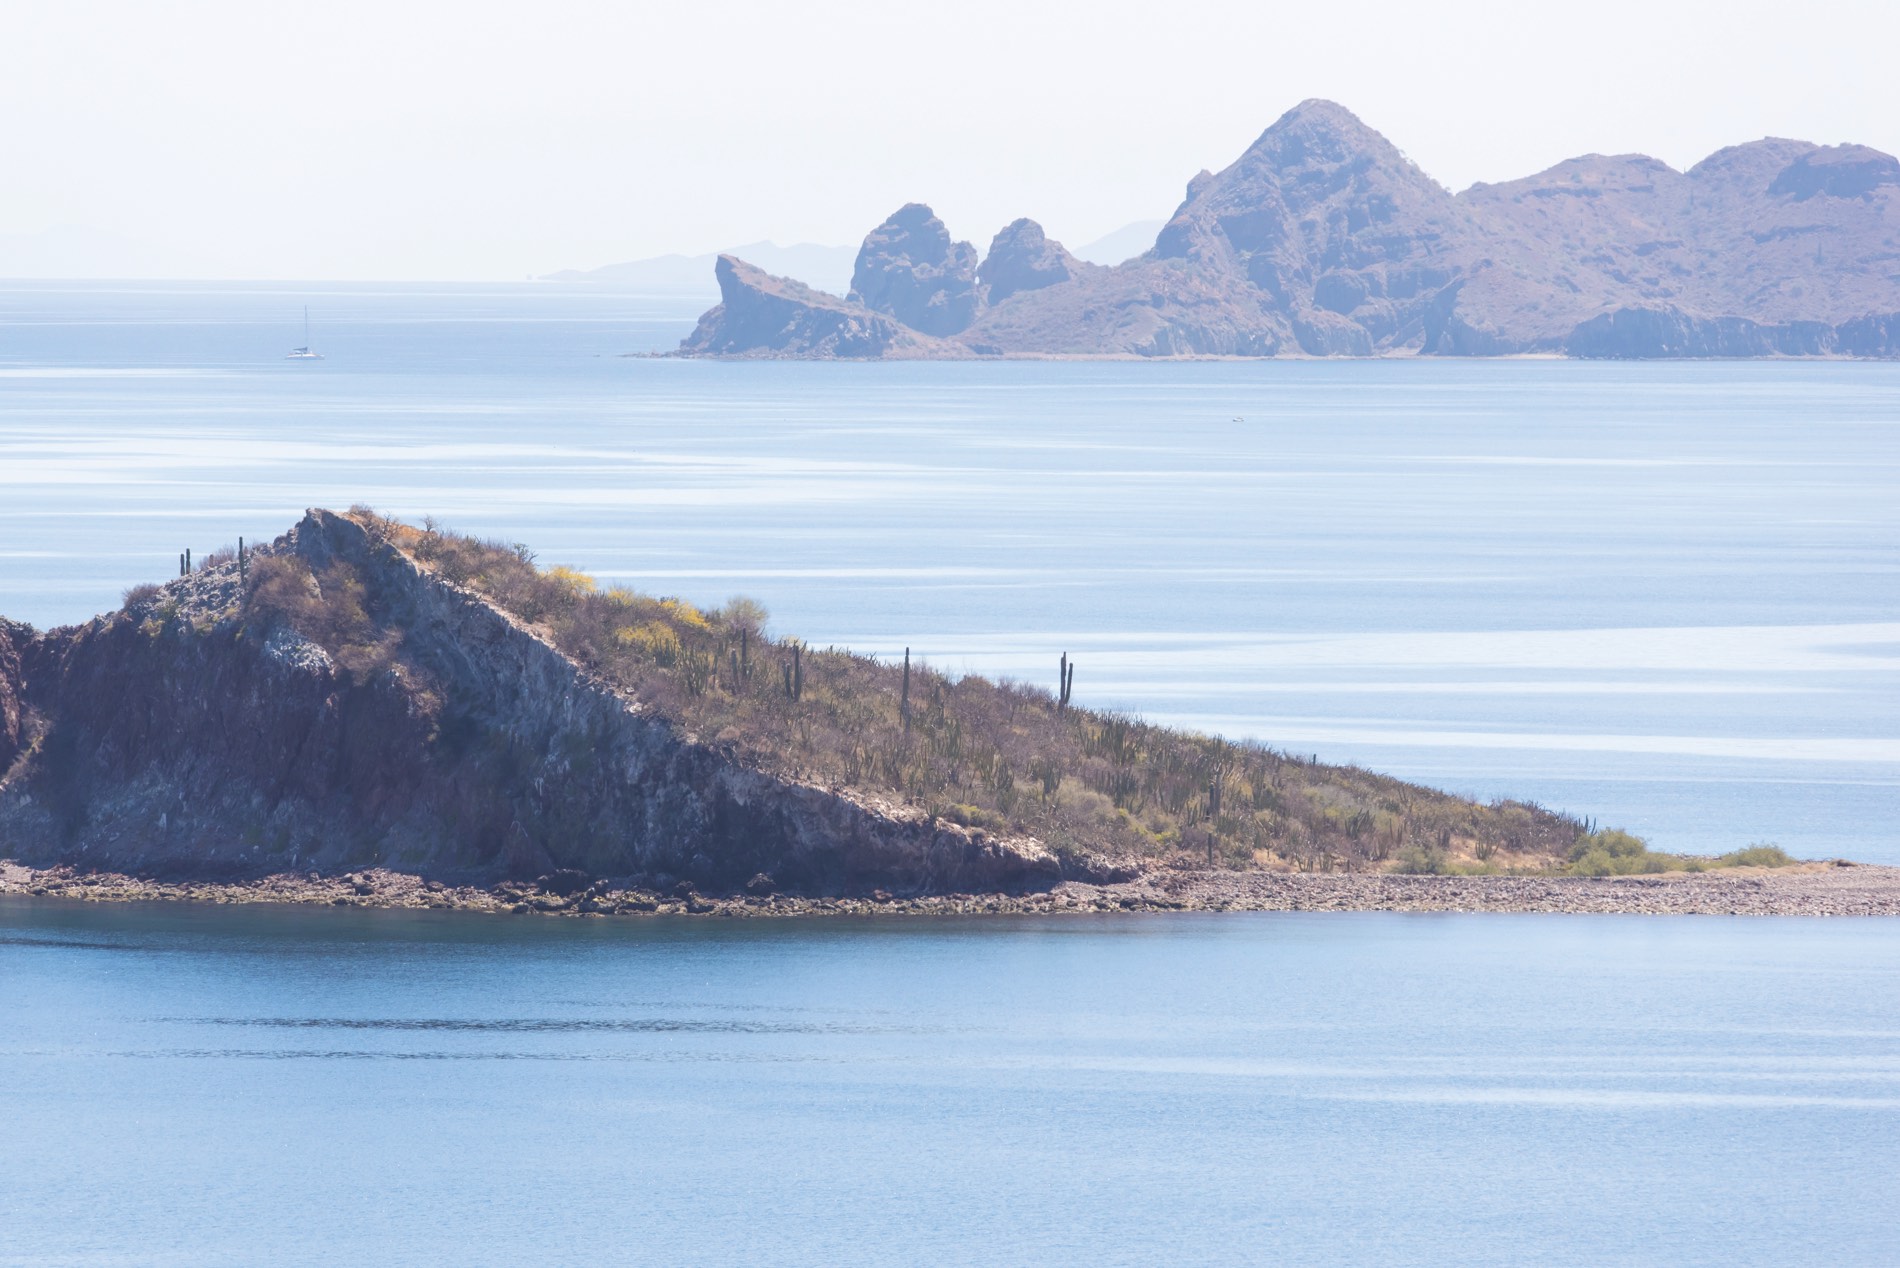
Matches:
[[675, 100, 1900, 359]]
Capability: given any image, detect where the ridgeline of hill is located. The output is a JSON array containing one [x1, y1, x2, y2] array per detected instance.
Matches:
[[0, 509, 1620, 901], [677, 99, 1900, 361]]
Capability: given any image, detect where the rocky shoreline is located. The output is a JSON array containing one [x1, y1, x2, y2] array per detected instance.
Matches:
[[5, 860, 1896, 919]]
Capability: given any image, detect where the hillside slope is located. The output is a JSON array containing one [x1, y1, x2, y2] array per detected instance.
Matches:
[[0, 510, 1583, 894]]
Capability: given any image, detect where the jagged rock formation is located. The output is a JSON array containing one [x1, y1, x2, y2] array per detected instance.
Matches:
[[675, 100, 1900, 359], [847, 203, 981, 336], [677, 255, 951, 358], [0, 512, 1061, 893], [977, 218, 1079, 305]]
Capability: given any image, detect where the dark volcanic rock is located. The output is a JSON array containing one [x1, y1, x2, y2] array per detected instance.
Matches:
[[978, 219, 1077, 305], [848, 203, 981, 336], [677, 100, 1900, 360], [677, 256, 941, 358], [0, 511, 1057, 895]]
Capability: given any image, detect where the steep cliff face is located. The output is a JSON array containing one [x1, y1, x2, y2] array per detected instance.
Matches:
[[848, 204, 981, 336], [674, 99, 1900, 359], [0, 512, 1058, 894], [0, 620, 28, 778]]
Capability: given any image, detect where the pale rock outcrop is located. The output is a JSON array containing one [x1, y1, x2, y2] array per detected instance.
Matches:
[[848, 203, 981, 336]]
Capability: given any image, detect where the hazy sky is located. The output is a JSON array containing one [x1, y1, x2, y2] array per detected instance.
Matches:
[[7, 0, 1897, 279]]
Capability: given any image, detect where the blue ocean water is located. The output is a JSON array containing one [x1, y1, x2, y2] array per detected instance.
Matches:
[[2, 899, 1898, 1267], [2, 280, 1894, 861]]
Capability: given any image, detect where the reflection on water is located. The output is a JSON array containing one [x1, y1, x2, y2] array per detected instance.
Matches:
[[0, 280, 1896, 859]]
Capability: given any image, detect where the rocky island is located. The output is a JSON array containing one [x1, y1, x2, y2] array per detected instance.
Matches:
[[676, 99, 1900, 360], [2, 509, 1893, 916]]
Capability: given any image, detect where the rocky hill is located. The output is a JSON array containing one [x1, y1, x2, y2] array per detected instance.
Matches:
[[675, 99, 1900, 359], [0, 510, 1585, 896]]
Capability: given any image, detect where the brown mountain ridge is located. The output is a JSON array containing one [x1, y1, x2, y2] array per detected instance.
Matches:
[[676, 100, 1900, 360]]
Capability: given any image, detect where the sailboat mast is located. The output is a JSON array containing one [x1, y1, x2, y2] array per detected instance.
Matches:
[[304, 306, 310, 345]]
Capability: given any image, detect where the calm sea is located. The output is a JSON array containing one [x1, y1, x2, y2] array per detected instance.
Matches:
[[3, 899, 1899, 1266], [1, 280, 1894, 861], [1, 280, 1898, 1265]]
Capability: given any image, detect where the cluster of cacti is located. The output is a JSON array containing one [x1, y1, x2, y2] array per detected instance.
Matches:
[[353, 509, 1586, 873]]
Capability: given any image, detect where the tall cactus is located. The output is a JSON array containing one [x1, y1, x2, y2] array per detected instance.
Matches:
[[901, 647, 911, 733], [1058, 652, 1074, 709], [238, 537, 247, 588], [783, 641, 804, 701]]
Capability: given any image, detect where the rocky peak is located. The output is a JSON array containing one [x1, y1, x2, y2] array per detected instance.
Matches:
[[848, 203, 982, 336], [977, 219, 1077, 305], [1151, 96, 1467, 351], [1153, 98, 1462, 272], [1684, 137, 1821, 195]]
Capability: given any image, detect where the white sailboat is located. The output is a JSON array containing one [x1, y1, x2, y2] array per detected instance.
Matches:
[[286, 307, 324, 360]]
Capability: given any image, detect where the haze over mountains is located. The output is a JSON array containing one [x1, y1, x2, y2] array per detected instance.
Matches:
[[677, 100, 1900, 359]]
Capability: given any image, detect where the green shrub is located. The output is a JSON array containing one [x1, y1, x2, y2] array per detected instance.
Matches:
[[1719, 844, 1795, 868], [940, 803, 1008, 832], [1394, 845, 1453, 875], [615, 621, 682, 666], [1567, 828, 1667, 876]]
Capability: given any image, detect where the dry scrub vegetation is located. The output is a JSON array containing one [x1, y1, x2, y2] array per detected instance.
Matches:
[[286, 509, 1600, 874]]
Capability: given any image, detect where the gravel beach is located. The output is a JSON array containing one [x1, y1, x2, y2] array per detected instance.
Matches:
[[5, 860, 1896, 918]]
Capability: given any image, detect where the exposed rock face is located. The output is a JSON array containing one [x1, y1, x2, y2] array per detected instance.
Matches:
[[676, 99, 1900, 359], [978, 218, 1077, 305], [847, 203, 981, 336], [1767, 144, 1900, 201], [0, 512, 1060, 895], [1146, 98, 1467, 355], [677, 255, 943, 358]]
